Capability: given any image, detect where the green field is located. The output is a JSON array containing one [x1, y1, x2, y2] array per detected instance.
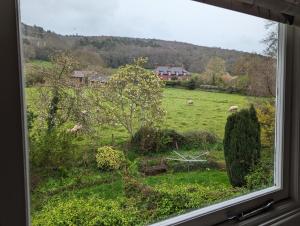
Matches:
[[162, 88, 249, 136], [97, 87, 251, 145]]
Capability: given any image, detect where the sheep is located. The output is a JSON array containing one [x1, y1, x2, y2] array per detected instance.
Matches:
[[187, 99, 194, 105], [228, 105, 238, 112], [68, 124, 83, 133]]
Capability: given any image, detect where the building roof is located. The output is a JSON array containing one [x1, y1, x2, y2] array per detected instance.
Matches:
[[72, 71, 97, 78], [88, 75, 109, 82], [154, 66, 189, 75]]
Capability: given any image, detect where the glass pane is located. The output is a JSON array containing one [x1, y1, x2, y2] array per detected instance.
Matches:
[[20, 0, 279, 225]]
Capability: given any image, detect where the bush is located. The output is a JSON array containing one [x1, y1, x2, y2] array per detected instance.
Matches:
[[160, 129, 186, 149], [245, 156, 273, 190], [31, 197, 140, 226], [131, 127, 160, 153], [165, 80, 181, 88], [145, 184, 244, 220], [223, 105, 261, 187], [185, 78, 197, 90], [256, 100, 275, 148], [30, 128, 78, 170], [183, 130, 219, 148], [96, 146, 125, 171], [131, 127, 185, 154]]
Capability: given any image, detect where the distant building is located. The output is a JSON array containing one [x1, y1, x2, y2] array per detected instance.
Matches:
[[88, 75, 109, 84], [71, 71, 108, 85], [154, 66, 190, 80]]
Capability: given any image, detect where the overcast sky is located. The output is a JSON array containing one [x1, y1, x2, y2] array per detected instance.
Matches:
[[20, 0, 269, 53]]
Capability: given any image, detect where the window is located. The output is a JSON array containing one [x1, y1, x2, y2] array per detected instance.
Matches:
[[2, 1, 300, 226]]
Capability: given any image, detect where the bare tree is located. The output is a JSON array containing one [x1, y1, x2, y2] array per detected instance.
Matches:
[[262, 21, 278, 58]]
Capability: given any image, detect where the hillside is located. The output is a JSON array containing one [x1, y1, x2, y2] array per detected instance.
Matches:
[[22, 23, 261, 73]]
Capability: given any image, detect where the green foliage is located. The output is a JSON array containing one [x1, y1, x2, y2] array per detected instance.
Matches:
[[30, 53, 92, 133], [31, 197, 140, 226], [93, 57, 166, 137], [223, 105, 261, 187], [245, 156, 273, 190], [205, 57, 226, 86], [131, 127, 185, 154], [131, 127, 160, 153], [183, 130, 219, 148], [256, 100, 275, 148], [164, 80, 181, 88], [96, 146, 125, 171], [23, 23, 262, 74], [30, 128, 78, 169], [184, 78, 197, 90], [27, 109, 36, 130], [31, 167, 246, 225]]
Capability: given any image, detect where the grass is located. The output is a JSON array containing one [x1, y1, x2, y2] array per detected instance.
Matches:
[[144, 170, 230, 187], [93, 87, 251, 145], [28, 87, 264, 225], [162, 88, 249, 137], [26, 87, 251, 146], [31, 168, 236, 209], [28, 60, 53, 68]]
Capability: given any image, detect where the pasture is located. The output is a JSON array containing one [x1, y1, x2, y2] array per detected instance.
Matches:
[[98, 87, 250, 145]]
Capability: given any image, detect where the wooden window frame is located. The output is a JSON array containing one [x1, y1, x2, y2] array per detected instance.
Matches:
[[1, 1, 300, 226]]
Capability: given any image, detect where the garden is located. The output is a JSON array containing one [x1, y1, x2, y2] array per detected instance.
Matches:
[[26, 56, 275, 226]]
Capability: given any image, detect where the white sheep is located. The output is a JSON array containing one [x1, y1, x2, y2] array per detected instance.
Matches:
[[228, 105, 238, 112], [68, 124, 83, 133], [187, 99, 194, 105]]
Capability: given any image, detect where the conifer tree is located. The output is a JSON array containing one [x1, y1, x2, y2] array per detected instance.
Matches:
[[223, 105, 261, 187]]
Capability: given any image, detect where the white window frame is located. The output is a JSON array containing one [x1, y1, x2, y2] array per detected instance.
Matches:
[[1, 1, 300, 226]]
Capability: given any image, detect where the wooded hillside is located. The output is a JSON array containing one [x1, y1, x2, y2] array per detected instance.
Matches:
[[22, 23, 262, 73]]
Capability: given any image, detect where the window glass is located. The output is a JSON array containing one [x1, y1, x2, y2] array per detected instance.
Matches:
[[21, 0, 278, 225]]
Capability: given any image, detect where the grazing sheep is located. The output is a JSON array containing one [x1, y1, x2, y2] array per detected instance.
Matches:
[[187, 99, 194, 105], [228, 106, 238, 112], [68, 124, 83, 133]]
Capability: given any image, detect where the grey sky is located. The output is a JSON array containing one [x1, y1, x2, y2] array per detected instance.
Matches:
[[20, 0, 269, 53]]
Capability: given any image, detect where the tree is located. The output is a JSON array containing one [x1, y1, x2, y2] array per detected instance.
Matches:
[[91, 58, 165, 137], [205, 57, 226, 86], [262, 21, 278, 58], [28, 53, 92, 169], [232, 55, 276, 97], [32, 52, 90, 132], [223, 105, 261, 187], [247, 56, 276, 97]]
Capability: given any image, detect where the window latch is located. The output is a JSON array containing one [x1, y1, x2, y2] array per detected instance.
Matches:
[[227, 200, 275, 222]]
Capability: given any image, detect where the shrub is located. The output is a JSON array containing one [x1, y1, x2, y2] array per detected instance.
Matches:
[[96, 146, 125, 171], [256, 100, 275, 148], [160, 129, 186, 149], [146, 184, 244, 220], [245, 155, 273, 190], [183, 130, 219, 148], [31, 197, 140, 226], [185, 78, 197, 90], [165, 80, 181, 88], [131, 127, 185, 153], [223, 105, 261, 187], [29, 128, 78, 170], [131, 127, 160, 153]]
